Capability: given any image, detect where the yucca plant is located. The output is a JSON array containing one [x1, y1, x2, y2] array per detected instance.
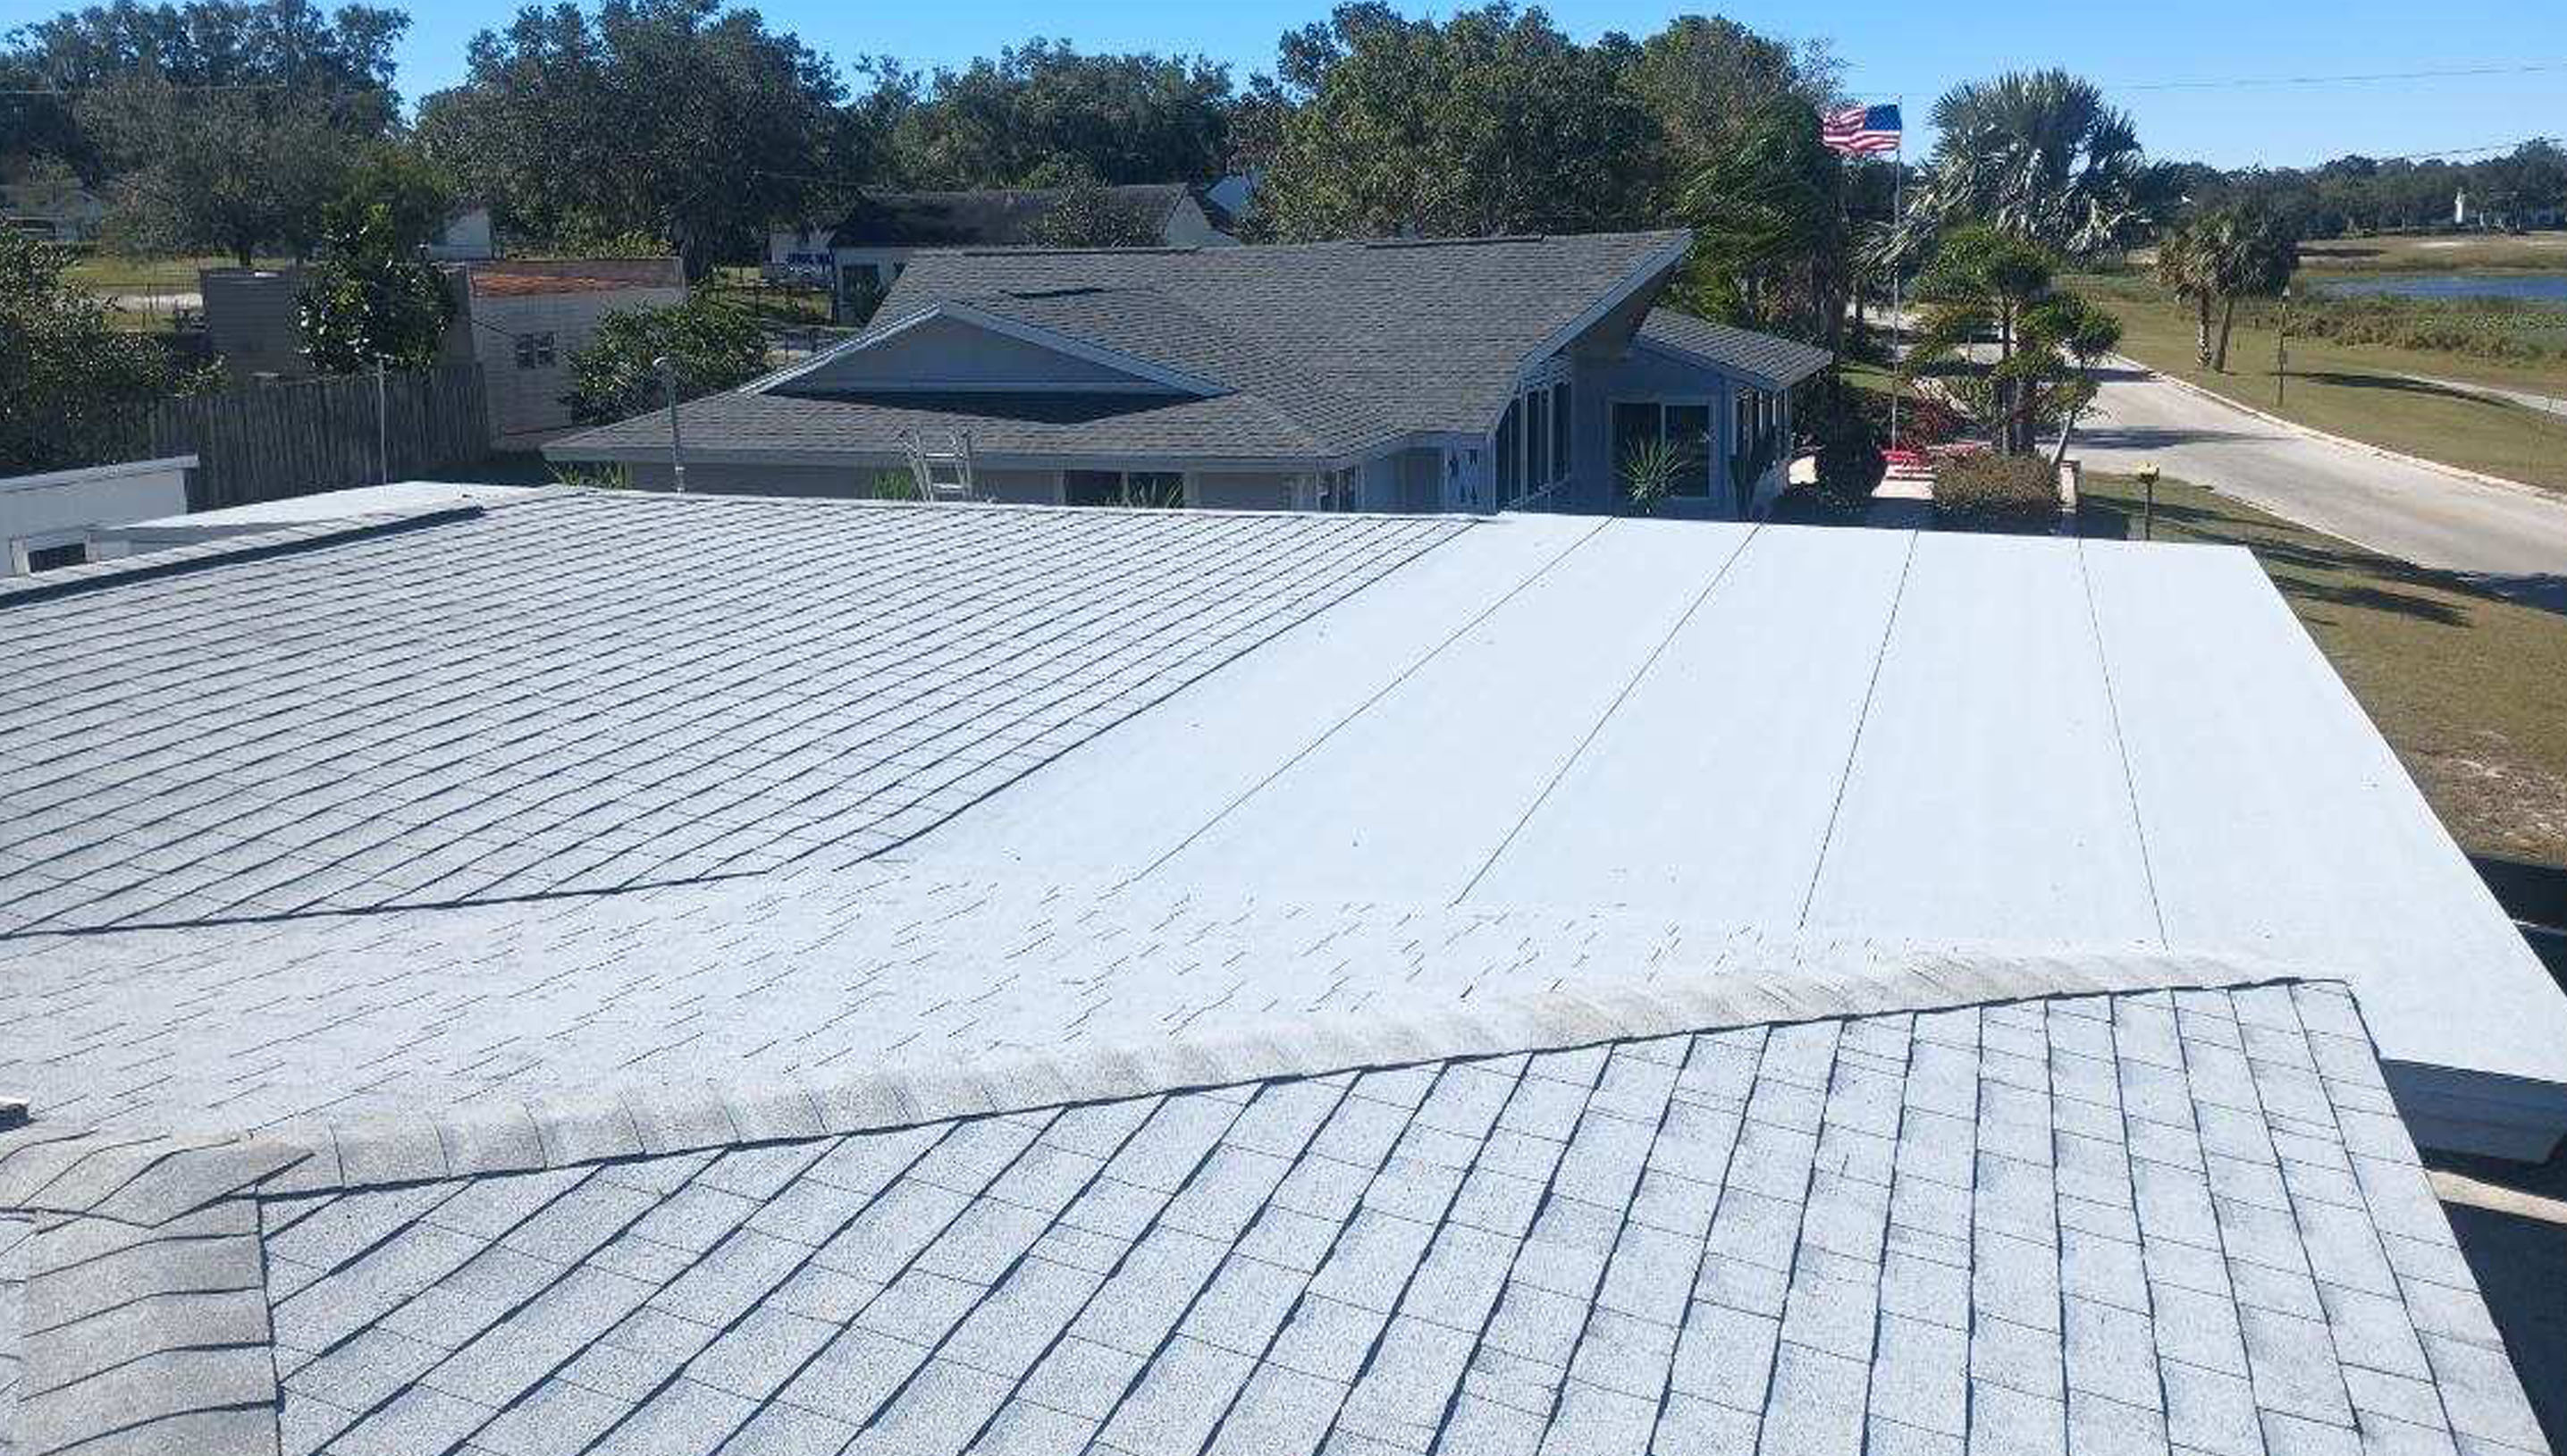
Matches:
[[1620, 436, 1685, 516]]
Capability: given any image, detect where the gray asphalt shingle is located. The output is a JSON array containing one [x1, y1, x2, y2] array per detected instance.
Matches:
[[555, 231, 1696, 466]]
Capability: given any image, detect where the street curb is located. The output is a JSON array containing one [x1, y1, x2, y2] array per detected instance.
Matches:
[[2108, 353, 2558, 502]]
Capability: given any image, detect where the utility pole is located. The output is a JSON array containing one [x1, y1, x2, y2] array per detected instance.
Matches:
[[2276, 285, 2289, 409], [655, 355, 687, 493]]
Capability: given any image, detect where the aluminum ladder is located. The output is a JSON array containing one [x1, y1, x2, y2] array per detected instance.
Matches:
[[902, 431, 978, 501]]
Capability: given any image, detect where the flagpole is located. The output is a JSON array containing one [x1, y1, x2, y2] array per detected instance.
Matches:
[[1889, 97, 1903, 454]]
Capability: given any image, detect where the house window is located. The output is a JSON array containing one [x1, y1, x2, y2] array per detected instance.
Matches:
[[1317, 466, 1359, 512], [1612, 400, 1713, 498], [1065, 469, 1184, 509], [1525, 389, 1549, 502], [1496, 377, 1570, 508], [22, 540, 88, 573], [513, 332, 555, 369], [1549, 382, 1571, 481]]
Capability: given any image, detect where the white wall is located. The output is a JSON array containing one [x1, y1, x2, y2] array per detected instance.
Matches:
[[424, 207, 496, 262], [0, 457, 195, 576], [468, 285, 687, 446]]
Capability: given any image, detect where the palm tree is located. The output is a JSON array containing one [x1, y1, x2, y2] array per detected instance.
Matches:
[[1679, 98, 1852, 349], [2151, 223, 2216, 366], [2201, 208, 2296, 373], [1917, 70, 2161, 258], [1903, 223, 2120, 459]]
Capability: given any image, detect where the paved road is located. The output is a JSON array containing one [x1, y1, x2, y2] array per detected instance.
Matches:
[[2074, 362, 2567, 610], [2400, 371, 2567, 420]]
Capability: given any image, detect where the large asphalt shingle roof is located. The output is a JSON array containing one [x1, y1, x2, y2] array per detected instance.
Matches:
[[0, 492, 2554, 1456], [1637, 310, 1835, 390], [0, 492, 1457, 935], [554, 231, 1693, 466]]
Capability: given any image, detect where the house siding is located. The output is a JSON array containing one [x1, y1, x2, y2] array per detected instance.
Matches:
[[1191, 472, 1300, 511], [466, 283, 687, 447], [1564, 348, 1804, 519], [787, 315, 1157, 391]]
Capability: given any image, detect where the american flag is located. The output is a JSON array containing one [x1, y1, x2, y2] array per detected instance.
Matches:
[[1820, 103, 1902, 156]]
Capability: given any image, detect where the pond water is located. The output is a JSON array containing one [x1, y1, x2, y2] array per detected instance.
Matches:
[[2309, 273, 2567, 304]]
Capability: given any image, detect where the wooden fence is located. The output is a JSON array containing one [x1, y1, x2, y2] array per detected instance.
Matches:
[[104, 363, 491, 510]]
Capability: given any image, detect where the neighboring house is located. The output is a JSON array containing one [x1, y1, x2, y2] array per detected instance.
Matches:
[[768, 184, 1238, 318], [552, 229, 1831, 518], [2, 492, 2558, 1456], [0, 455, 194, 575], [198, 257, 686, 446], [0, 180, 106, 243], [1198, 169, 1258, 234], [437, 257, 687, 446], [423, 202, 498, 261]]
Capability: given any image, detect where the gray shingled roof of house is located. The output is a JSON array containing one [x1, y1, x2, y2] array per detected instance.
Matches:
[[552, 231, 1694, 466], [1637, 310, 1836, 390], [0, 492, 2555, 1456]]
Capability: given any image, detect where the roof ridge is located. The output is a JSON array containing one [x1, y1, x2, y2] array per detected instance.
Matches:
[[0, 945, 2330, 1215], [0, 950, 2341, 1456]]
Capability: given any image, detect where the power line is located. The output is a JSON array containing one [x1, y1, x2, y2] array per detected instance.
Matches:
[[2113, 59, 2567, 92]]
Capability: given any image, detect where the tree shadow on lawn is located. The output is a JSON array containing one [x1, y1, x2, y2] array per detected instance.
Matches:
[[2291, 370, 2528, 409], [2078, 494, 2484, 626]]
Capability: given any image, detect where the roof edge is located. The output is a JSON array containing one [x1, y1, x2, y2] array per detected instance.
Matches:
[[0, 506, 493, 610]]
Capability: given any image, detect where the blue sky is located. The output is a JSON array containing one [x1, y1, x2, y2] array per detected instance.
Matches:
[[8, 0, 2554, 169]]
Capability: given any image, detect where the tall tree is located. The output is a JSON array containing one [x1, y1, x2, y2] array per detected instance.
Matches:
[[1910, 69, 2161, 258], [1022, 173, 1166, 248], [1253, 3, 1659, 240], [886, 40, 1234, 188], [296, 199, 455, 373], [0, 229, 211, 475], [1, 0, 406, 181], [2197, 206, 2296, 373], [80, 78, 358, 263], [417, 0, 854, 277], [1676, 97, 1850, 348], [1626, 16, 1836, 190], [2151, 221, 2217, 365]]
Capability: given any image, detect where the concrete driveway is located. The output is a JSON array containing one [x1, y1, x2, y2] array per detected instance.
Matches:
[[2073, 363, 2567, 610]]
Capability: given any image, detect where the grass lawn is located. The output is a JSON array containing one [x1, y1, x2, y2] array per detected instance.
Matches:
[[2298, 231, 2567, 274], [2080, 471, 2567, 863], [2073, 272, 2567, 493], [704, 267, 835, 326]]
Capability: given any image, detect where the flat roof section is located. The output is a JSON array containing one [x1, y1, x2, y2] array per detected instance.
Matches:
[[906, 517, 2567, 1157]]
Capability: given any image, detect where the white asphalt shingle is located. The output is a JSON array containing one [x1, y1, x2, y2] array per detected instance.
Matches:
[[243, 984, 2541, 1456], [3, 495, 2558, 1456]]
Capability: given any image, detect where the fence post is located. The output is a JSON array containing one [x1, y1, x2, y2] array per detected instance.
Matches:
[[375, 359, 390, 485]]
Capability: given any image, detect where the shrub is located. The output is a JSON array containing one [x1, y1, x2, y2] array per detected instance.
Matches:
[[1800, 377, 1883, 502], [1932, 453, 2058, 525], [565, 295, 768, 425], [1620, 435, 1685, 516]]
